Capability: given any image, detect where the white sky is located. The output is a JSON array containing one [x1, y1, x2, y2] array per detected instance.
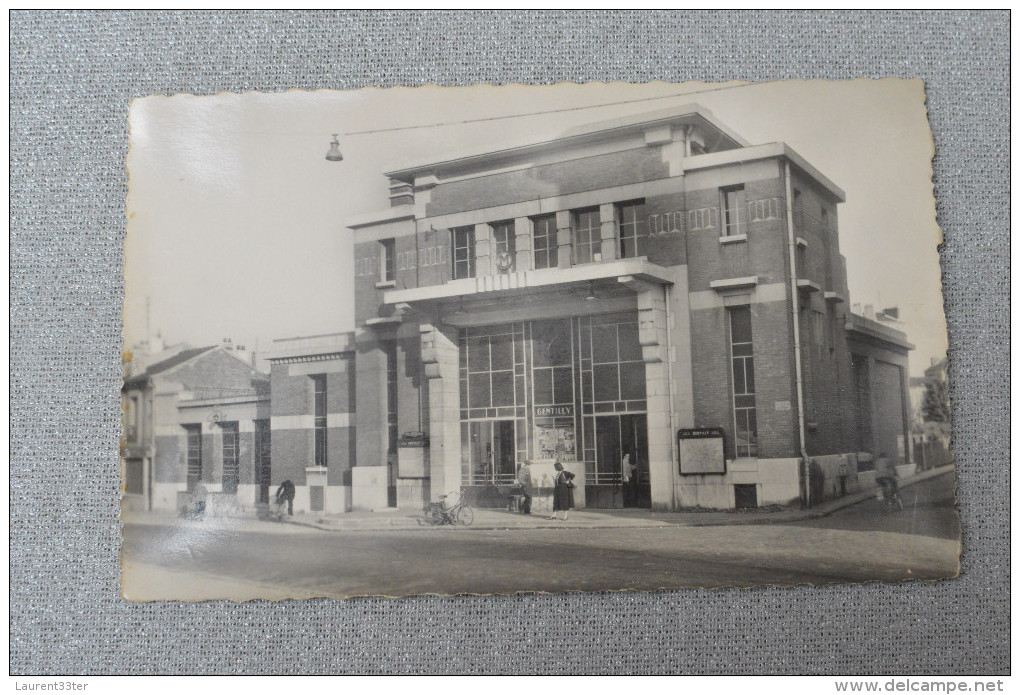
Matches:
[[125, 80, 947, 376]]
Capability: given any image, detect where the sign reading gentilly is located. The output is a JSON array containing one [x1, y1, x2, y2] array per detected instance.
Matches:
[[535, 405, 573, 418]]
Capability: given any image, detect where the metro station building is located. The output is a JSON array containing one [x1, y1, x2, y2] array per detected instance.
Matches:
[[331, 104, 914, 513], [128, 105, 914, 516]]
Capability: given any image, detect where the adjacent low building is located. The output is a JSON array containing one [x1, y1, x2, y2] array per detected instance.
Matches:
[[121, 345, 270, 512]]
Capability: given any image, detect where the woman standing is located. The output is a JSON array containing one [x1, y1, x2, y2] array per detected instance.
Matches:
[[549, 461, 576, 521]]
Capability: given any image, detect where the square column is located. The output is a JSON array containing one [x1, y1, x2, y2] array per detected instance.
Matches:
[[637, 289, 673, 511], [555, 210, 573, 269], [599, 203, 618, 262], [514, 217, 534, 272], [420, 323, 461, 499], [474, 223, 493, 278]]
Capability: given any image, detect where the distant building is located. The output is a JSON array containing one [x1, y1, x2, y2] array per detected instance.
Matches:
[[121, 345, 270, 512]]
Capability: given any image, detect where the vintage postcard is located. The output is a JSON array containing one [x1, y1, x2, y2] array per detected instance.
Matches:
[[121, 80, 958, 600]]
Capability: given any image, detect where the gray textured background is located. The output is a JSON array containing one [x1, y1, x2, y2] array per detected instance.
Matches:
[[10, 11, 1009, 674]]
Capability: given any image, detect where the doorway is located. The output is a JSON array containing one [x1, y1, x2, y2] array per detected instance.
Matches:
[[469, 420, 517, 484], [595, 414, 649, 508]]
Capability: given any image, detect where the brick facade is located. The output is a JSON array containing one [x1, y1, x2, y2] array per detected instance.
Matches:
[[332, 106, 914, 511]]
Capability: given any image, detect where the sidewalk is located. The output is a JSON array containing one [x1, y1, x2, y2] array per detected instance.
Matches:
[[292, 464, 956, 533], [122, 465, 953, 534]]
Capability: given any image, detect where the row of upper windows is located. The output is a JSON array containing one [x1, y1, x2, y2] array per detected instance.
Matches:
[[450, 200, 647, 279], [360, 188, 834, 281]]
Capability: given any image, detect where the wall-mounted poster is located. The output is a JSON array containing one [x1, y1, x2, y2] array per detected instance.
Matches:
[[535, 419, 575, 459]]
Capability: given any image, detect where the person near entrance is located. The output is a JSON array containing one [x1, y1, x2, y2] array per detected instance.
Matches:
[[517, 460, 534, 515], [621, 453, 637, 506], [275, 479, 295, 517], [549, 461, 576, 521]]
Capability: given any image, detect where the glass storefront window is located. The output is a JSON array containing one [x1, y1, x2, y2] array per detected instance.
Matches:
[[459, 315, 646, 487]]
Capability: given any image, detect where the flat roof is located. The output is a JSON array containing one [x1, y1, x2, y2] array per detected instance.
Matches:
[[385, 103, 749, 183]]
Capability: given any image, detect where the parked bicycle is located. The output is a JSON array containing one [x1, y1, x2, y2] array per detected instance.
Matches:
[[425, 491, 474, 526]]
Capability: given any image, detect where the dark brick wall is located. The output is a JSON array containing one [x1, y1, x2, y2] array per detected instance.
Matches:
[[271, 428, 310, 485], [354, 239, 387, 325], [326, 365, 355, 414], [355, 337, 386, 469], [396, 334, 423, 436], [799, 292, 857, 456], [425, 147, 670, 217], [790, 172, 843, 294], [873, 359, 908, 459], [686, 178, 788, 292], [645, 191, 687, 266], [688, 300, 799, 460], [153, 433, 181, 483], [327, 425, 354, 486], [847, 337, 911, 461], [270, 364, 312, 418]]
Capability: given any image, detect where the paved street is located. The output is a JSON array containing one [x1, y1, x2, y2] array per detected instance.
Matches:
[[790, 470, 960, 540], [122, 474, 960, 601]]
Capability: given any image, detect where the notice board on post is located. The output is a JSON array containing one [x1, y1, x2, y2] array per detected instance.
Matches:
[[677, 427, 726, 475]]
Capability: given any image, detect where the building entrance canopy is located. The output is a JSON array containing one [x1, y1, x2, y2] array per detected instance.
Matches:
[[381, 257, 676, 326]]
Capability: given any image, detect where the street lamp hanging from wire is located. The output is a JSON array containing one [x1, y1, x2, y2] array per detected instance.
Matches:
[[325, 134, 343, 162]]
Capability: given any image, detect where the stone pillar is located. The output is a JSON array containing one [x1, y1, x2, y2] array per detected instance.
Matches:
[[420, 323, 461, 499], [474, 223, 492, 278], [555, 210, 572, 269], [669, 266, 695, 429], [514, 217, 533, 272], [636, 286, 673, 511], [599, 203, 618, 262]]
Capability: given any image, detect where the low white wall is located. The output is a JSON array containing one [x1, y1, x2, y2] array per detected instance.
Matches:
[[151, 482, 185, 511], [352, 466, 389, 511], [676, 457, 801, 509]]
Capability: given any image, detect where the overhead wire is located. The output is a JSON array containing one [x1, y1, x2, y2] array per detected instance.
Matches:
[[343, 80, 777, 137]]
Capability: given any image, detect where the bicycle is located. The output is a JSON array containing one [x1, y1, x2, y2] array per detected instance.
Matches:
[[425, 491, 474, 526], [877, 476, 904, 511]]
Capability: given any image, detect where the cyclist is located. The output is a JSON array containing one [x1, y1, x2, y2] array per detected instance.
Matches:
[[874, 451, 899, 507]]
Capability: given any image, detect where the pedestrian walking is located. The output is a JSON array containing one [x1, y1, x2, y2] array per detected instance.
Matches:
[[275, 479, 295, 517], [517, 460, 534, 514], [549, 461, 576, 521]]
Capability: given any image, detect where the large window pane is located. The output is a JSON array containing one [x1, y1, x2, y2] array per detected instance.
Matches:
[[469, 373, 490, 408], [619, 362, 646, 400], [532, 215, 558, 269], [618, 201, 647, 259], [593, 364, 620, 402], [573, 208, 601, 264], [533, 368, 553, 405], [617, 322, 641, 361], [491, 371, 514, 406], [553, 366, 573, 404], [592, 325, 618, 363], [730, 306, 752, 343], [732, 358, 746, 394], [467, 337, 489, 372], [489, 334, 513, 370]]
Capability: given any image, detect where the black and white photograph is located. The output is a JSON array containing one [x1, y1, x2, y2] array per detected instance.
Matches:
[[120, 79, 959, 600]]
